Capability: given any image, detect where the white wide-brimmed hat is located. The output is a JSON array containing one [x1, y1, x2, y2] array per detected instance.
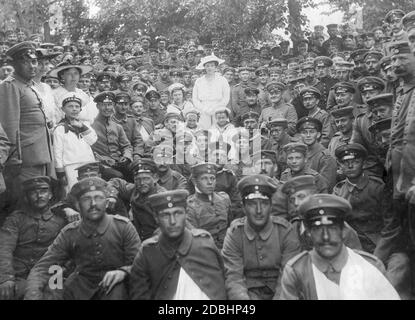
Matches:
[[49, 60, 93, 78], [196, 54, 225, 70]]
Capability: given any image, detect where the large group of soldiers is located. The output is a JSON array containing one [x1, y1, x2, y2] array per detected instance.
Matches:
[[0, 7, 415, 300]]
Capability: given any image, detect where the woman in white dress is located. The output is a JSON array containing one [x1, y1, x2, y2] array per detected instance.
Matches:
[[192, 54, 230, 130]]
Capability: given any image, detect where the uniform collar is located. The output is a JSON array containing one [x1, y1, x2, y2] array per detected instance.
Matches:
[[346, 173, 369, 192], [97, 113, 111, 124], [111, 113, 128, 124], [195, 192, 214, 203], [243, 217, 273, 241], [398, 77, 415, 95], [14, 73, 34, 85], [80, 214, 111, 238], [310, 244, 348, 274], [28, 207, 53, 221], [308, 108, 321, 118], [160, 228, 193, 259]]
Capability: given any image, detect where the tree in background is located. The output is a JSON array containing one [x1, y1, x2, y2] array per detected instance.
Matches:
[[326, 0, 415, 30]]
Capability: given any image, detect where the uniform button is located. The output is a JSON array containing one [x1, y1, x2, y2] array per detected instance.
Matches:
[[259, 255, 264, 260], [258, 246, 262, 250]]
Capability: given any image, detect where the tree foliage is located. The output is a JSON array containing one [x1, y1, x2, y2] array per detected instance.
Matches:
[[326, 0, 415, 30]]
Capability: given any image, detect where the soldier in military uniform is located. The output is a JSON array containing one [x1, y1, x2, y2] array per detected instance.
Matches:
[[154, 63, 172, 92], [299, 87, 335, 148], [280, 194, 399, 300], [385, 9, 408, 44], [91, 91, 133, 181], [328, 106, 355, 157], [363, 51, 383, 78], [322, 24, 343, 56], [402, 11, 415, 53], [108, 159, 167, 241], [259, 82, 298, 136], [267, 119, 291, 176], [0, 42, 53, 211], [144, 89, 167, 127], [281, 175, 361, 250], [222, 174, 301, 300], [0, 177, 69, 300], [24, 177, 141, 300], [129, 189, 227, 300], [297, 117, 337, 191], [186, 163, 231, 249], [240, 111, 272, 154], [333, 144, 411, 298], [110, 92, 145, 160], [332, 81, 366, 117], [313, 56, 338, 110], [231, 87, 263, 127]]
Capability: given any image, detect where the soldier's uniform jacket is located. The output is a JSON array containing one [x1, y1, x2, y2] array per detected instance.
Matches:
[[24, 214, 141, 300], [215, 167, 243, 221], [306, 142, 338, 191], [314, 76, 338, 110], [270, 132, 292, 176], [186, 191, 231, 249], [0, 123, 10, 193], [280, 167, 329, 193], [108, 178, 167, 241], [328, 132, 351, 157], [333, 174, 386, 252], [222, 216, 301, 300], [259, 102, 298, 136], [143, 107, 166, 127], [110, 114, 145, 158], [91, 114, 133, 162], [230, 83, 268, 122], [129, 228, 227, 300], [0, 74, 53, 167], [351, 111, 384, 177], [158, 168, 187, 191], [0, 207, 68, 284], [307, 108, 335, 148], [279, 248, 386, 300], [231, 103, 262, 127], [326, 83, 363, 111], [154, 78, 173, 92]]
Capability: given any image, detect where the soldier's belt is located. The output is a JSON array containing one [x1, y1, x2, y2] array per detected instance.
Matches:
[[245, 268, 279, 279]]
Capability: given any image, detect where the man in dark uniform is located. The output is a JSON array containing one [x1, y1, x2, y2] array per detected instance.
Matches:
[[268, 119, 291, 175], [231, 87, 262, 127], [110, 92, 145, 161], [0, 42, 53, 211], [299, 87, 335, 148], [108, 159, 167, 241], [129, 189, 227, 300], [95, 71, 115, 92], [281, 175, 361, 250], [313, 56, 338, 110], [222, 174, 301, 300], [186, 163, 231, 249], [297, 117, 337, 191], [322, 24, 343, 56], [402, 11, 415, 53], [351, 90, 390, 178], [91, 91, 133, 181], [280, 193, 399, 300], [363, 51, 384, 77], [240, 111, 272, 153], [154, 63, 172, 92], [385, 9, 408, 44], [332, 81, 366, 116], [333, 143, 411, 298], [349, 48, 369, 80], [144, 89, 166, 127], [24, 177, 141, 300], [0, 177, 68, 300], [328, 106, 355, 157]]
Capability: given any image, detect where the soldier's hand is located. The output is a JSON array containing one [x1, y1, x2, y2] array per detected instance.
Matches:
[[406, 185, 415, 204], [0, 280, 15, 300], [99, 270, 126, 295], [63, 208, 81, 222], [103, 158, 116, 167]]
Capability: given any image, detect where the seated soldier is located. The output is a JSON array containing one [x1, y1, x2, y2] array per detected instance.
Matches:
[[0, 177, 69, 300], [333, 143, 411, 299], [281, 175, 361, 250], [268, 118, 292, 175], [297, 117, 337, 191], [108, 159, 167, 241], [222, 175, 301, 300], [91, 91, 133, 181], [129, 189, 227, 300], [110, 92, 145, 160], [186, 163, 231, 249], [280, 194, 400, 300], [24, 177, 141, 300]]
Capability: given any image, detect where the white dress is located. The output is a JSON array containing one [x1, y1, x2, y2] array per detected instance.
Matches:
[[192, 73, 230, 130]]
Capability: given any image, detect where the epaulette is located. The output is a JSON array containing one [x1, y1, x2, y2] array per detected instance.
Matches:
[[61, 220, 81, 232], [271, 215, 291, 228], [142, 233, 160, 247], [191, 228, 211, 238], [112, 214, 130, 223], [286, 251, 309, 267], [216, 191, 231, 201], [228, 217, 246, 233]]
